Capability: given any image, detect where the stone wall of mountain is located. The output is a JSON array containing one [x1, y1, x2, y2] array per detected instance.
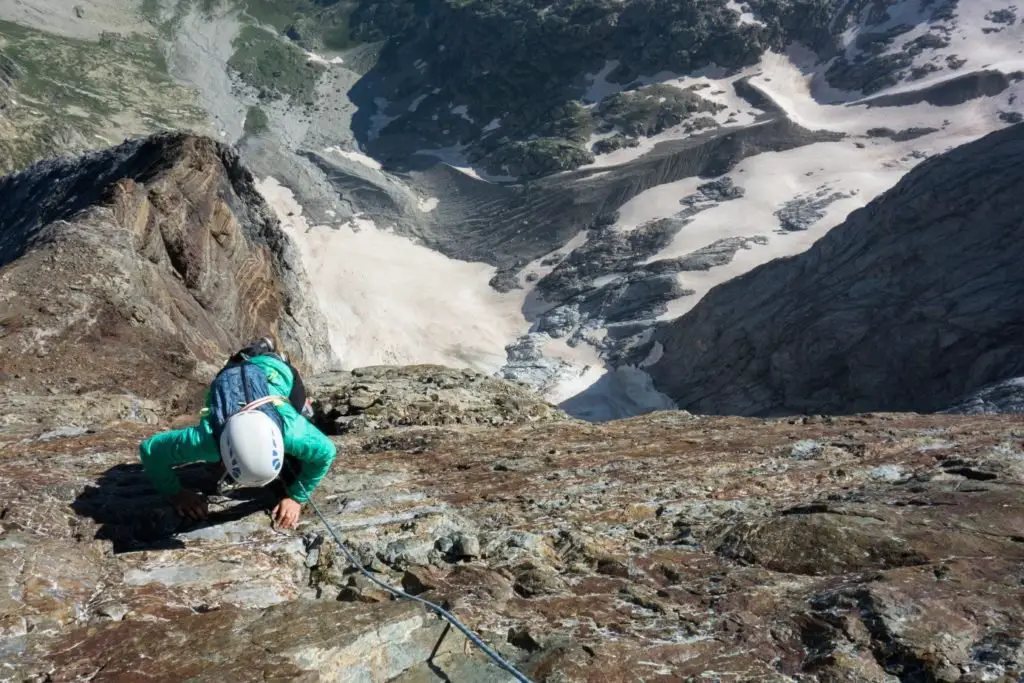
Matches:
[[0, 133, 334, 406], [649, 123, 1024, 416]]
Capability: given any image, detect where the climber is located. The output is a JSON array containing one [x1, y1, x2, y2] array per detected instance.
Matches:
[[138, 337, 336, 530]]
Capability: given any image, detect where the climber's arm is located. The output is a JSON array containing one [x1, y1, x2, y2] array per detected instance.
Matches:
[[138, 419, 220, 497], [279, 407, 336, 503]]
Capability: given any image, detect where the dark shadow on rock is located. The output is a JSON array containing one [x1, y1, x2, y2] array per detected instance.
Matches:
[[0, 134, 226, 268], [861, 69, 1023, 108], [426, 622, 455, 683], [558, 365, 677, 423], [71, 462, 278, 554], [347, 66, 387, 155]]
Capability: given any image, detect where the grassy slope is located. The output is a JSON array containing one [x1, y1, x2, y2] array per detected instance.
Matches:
[[228, 25, 324, 104], [0, 0, 361, 172], [0, 17, 207, 173]]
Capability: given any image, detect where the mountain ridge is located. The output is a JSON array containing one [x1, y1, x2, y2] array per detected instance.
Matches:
[[649, 122, 1024, 416], [0, 131, 333, 406]]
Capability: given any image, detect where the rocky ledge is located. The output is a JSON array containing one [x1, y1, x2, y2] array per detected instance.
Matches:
[[308, 365, 568, 434], [3, 396, 1023, 681]]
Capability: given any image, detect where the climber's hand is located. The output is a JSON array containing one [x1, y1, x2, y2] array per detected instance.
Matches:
[[169, 489, 208, 521], [273, 497, 302, 529]]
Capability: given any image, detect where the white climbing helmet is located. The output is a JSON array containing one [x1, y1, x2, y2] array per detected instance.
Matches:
[[218, 410, 284, 487]]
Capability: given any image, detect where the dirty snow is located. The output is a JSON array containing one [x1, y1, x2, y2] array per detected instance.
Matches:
[[725, 0, 764, 27], [257, 177, 529, 373]]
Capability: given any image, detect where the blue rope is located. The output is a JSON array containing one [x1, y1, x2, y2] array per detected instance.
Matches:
[[295, 482, 534, 683]]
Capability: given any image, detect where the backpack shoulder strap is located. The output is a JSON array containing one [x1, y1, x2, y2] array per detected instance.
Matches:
[[286, 360, 307, 414], [240, 360, 253, 404]]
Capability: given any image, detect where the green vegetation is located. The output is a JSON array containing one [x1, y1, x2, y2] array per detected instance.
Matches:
[[596, 85, 725, 137], [342, 0, 851, 178], [139, 0, 362, 50], [592, 134, 640, 155], [533, 101, 595, 144], [140, 0, 162, 22], [231, 0, 362, 50], [319, 15, 359, 51], [228, 25, 324, 103], [484, 139, 595, 180], [242, 0, 317, 32], [0, 19, 206, 173], [243, 105, 270, 134]]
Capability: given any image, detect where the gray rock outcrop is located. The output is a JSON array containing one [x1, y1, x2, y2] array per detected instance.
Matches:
[[649, 123, 1024, 416], [308, 364, 567, 433]]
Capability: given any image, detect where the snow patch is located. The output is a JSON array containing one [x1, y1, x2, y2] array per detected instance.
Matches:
[[369, 97, 398, 140], [305, 51, 343, 66], [418, 196, 439, 212], [610, 125, 1012, 324], [582, 64, 766, 168], [583, 60, 623, 103], [414, 145, 516, 183], [324, 146, 383, 171], [451, 104, 474, 122], [725, 0, 765, 27], [519, 231, 589, 298], [749, 48, 1024, 134], [408, 94, 428, 112]]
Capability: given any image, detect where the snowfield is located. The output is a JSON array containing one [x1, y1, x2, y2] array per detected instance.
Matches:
[[610, 51, 1024, 320], [257, 177, 530, 373], [257, 178, 679, 416]]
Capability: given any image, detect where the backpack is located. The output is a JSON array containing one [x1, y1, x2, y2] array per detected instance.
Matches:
[[227, 338, 309, 416], [208, 360, 285, 443]]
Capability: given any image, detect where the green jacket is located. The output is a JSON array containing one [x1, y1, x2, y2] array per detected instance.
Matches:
[[138, 354, 335, 503]]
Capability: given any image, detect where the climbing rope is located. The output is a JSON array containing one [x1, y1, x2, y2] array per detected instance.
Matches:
[[294, 480, 535, 683]]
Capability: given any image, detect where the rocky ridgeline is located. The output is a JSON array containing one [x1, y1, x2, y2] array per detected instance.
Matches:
[[0, 132, 333, 407]]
